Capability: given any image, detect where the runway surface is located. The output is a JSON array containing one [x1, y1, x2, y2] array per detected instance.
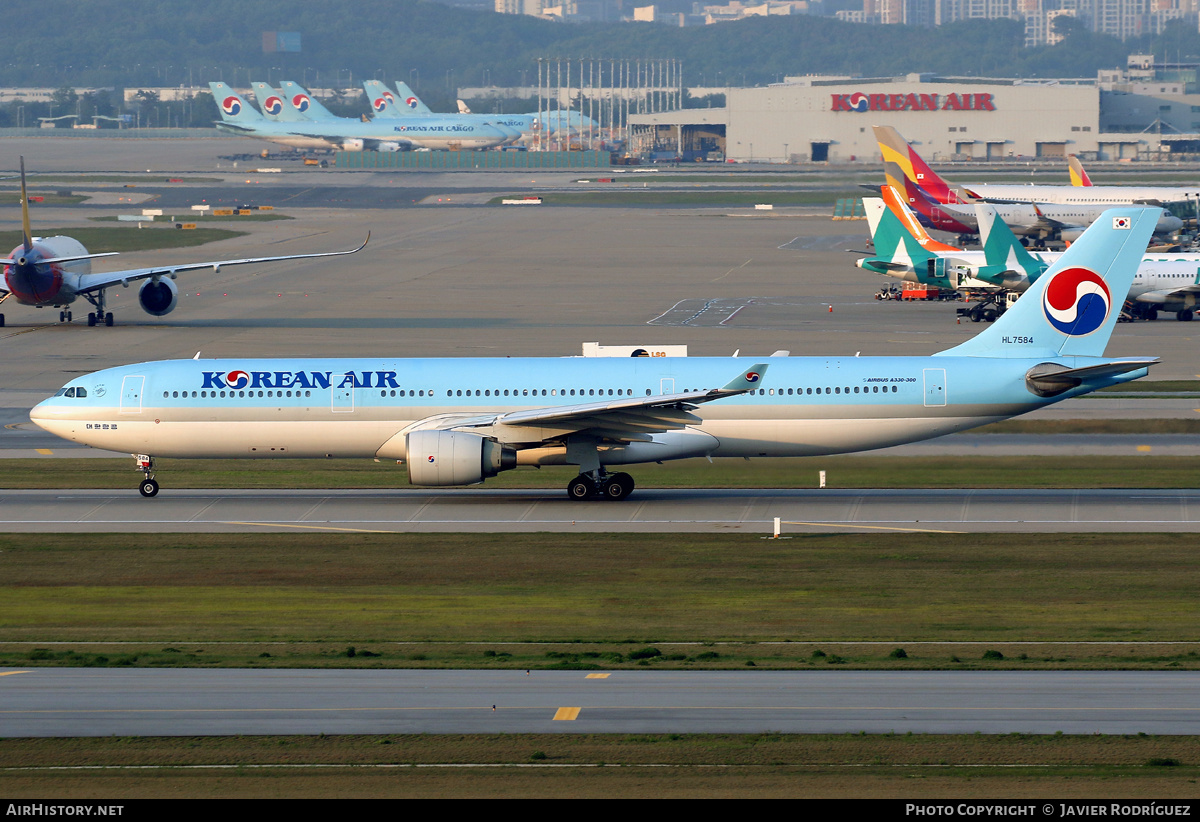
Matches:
[[1, 668, 1194, 736], [0, 487, 1195, 533]]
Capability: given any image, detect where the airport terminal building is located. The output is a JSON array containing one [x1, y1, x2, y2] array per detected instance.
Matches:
[[629, 67, 1200, 163]]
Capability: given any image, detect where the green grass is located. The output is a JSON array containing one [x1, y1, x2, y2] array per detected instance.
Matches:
[[1098, 380, 1200, 393], [1, 533, 1198, 649], [4, 455, 1198, 490], [0, 227, 246, 253], [2, 734, 1196, 798], [0, 193, 88, 205]]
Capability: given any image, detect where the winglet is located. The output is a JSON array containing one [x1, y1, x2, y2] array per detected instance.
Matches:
[[19, 157, 32, 253], [721, 363, 768, 393]]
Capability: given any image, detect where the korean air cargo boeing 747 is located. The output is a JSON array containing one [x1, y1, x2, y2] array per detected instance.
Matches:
[[32, 209, 1162, 500]]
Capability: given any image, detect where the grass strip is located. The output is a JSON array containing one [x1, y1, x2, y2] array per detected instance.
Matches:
[[1, 533, 1198, 647], [0, 227, 246, 253], [0, 193, 88, 205], [2, 455, 1197, 490], [1, 735, 1196, 799]]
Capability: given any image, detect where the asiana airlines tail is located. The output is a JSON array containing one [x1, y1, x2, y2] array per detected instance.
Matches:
[[32, 208, 1162, 501]]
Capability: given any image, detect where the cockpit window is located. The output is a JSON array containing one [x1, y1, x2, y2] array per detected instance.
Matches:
[[64, 388, 75, 398], [76, 388, 87, 398]]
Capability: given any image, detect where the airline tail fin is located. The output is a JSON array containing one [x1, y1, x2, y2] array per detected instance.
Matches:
[[880, 185, 960, 252], [937, 207, 1159, 359], [857, 196, 937, 280], [208, 83, 263, 123], [278, 81, 338, 121], [394, 81, 433, 114], [457, 99, 472, 114], [363, 80, 402, 119], [249, 82, 307, 123], [1068, 155, 1093, 187], [873, 125, 977, 204], [19, 157, 32, 253], [975, 202, 1050, 288]]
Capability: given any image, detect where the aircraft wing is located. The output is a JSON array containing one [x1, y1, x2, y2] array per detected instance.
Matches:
[[1133, 284, 1200, 304], [72, 235, 369, 295], [423, 363, 769, 444]]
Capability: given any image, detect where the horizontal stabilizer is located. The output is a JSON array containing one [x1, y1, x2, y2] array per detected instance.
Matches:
[[1025, 359, 1159, 397]]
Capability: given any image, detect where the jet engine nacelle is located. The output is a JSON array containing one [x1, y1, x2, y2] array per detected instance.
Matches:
[[405, 430, 517, 486], [377, 141, 402, 153], [341, 138, 365, 152], [138, 277, 179, 316], [1059, 227, 1087, 242]]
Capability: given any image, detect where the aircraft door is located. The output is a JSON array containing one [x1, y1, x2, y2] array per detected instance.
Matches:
[[332, 383, 355, 413], [660, 378, 675, 395], [120, 376, 145, 414], [923, 368, 947, 407]]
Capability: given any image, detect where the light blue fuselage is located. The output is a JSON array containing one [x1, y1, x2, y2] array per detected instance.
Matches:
[[31, 354, 1143, 464]]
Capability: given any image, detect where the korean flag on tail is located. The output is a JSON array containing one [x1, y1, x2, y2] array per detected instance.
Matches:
[[1113, 216, 1132, 229]]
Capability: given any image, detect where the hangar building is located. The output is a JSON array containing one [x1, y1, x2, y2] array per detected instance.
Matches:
[[629, 71, 1198, 163]]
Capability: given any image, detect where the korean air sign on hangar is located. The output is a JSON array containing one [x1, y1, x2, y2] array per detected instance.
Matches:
[[831, 91, 996, 112]]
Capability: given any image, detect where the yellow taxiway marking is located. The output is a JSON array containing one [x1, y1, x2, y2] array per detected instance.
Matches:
[[711, 258, 752, 283], [0, 671, 31, 677], [781, 521, 964, 534], [1137, 445, 1152, 453], [553, 707, 581, 721], [35, 449, 52, 455], [225, 522, 396, 534], [585, 673, 610, 679]]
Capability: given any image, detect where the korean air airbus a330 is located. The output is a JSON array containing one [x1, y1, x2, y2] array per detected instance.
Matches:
[[32, 208, 1161, 499]]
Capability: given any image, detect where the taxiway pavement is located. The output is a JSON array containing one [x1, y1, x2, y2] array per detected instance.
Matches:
[[0, 487, 1194, 533], [1, 668, 1194, 736]]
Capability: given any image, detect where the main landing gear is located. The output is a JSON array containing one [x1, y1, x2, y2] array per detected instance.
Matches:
[[58, 310, 73, 323], [84, 288, 115, 327], [136, 455, 159, 497], [567, 471, 635, 501]]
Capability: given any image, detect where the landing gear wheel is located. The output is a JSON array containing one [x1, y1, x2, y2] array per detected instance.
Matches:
[[567, 477, 595, 500], [1146, 308, 1159, 321], [1178, 309, 1194, 322], [66, 311, 71, 322], [87, 313, 96, 327], [0, 314, 5, 327], [104, 312, 114, 327], [602, 473, 635, 501], [59, 311, 66, 322], [139, 479, 159, 498]]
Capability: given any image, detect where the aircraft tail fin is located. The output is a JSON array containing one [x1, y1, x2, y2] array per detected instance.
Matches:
[[937, 207, 1160, 360], [19, 157, 31, 253], [457, 99, 472, 114], [278, 81, 337, 120], [857, 196, 947, 281], [208, 83, 263, 123], [248, 82, 296, 122], [1068, 155, 1093, 187], [394, 81, 433, 114], [873, 125, 977, 204], [975, 202, 1050, 287], [880, 185, 960, 251], [363, 80, 401, 119]]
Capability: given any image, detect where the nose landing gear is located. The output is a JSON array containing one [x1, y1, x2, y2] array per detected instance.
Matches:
[[136, 454, 159, 497]]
